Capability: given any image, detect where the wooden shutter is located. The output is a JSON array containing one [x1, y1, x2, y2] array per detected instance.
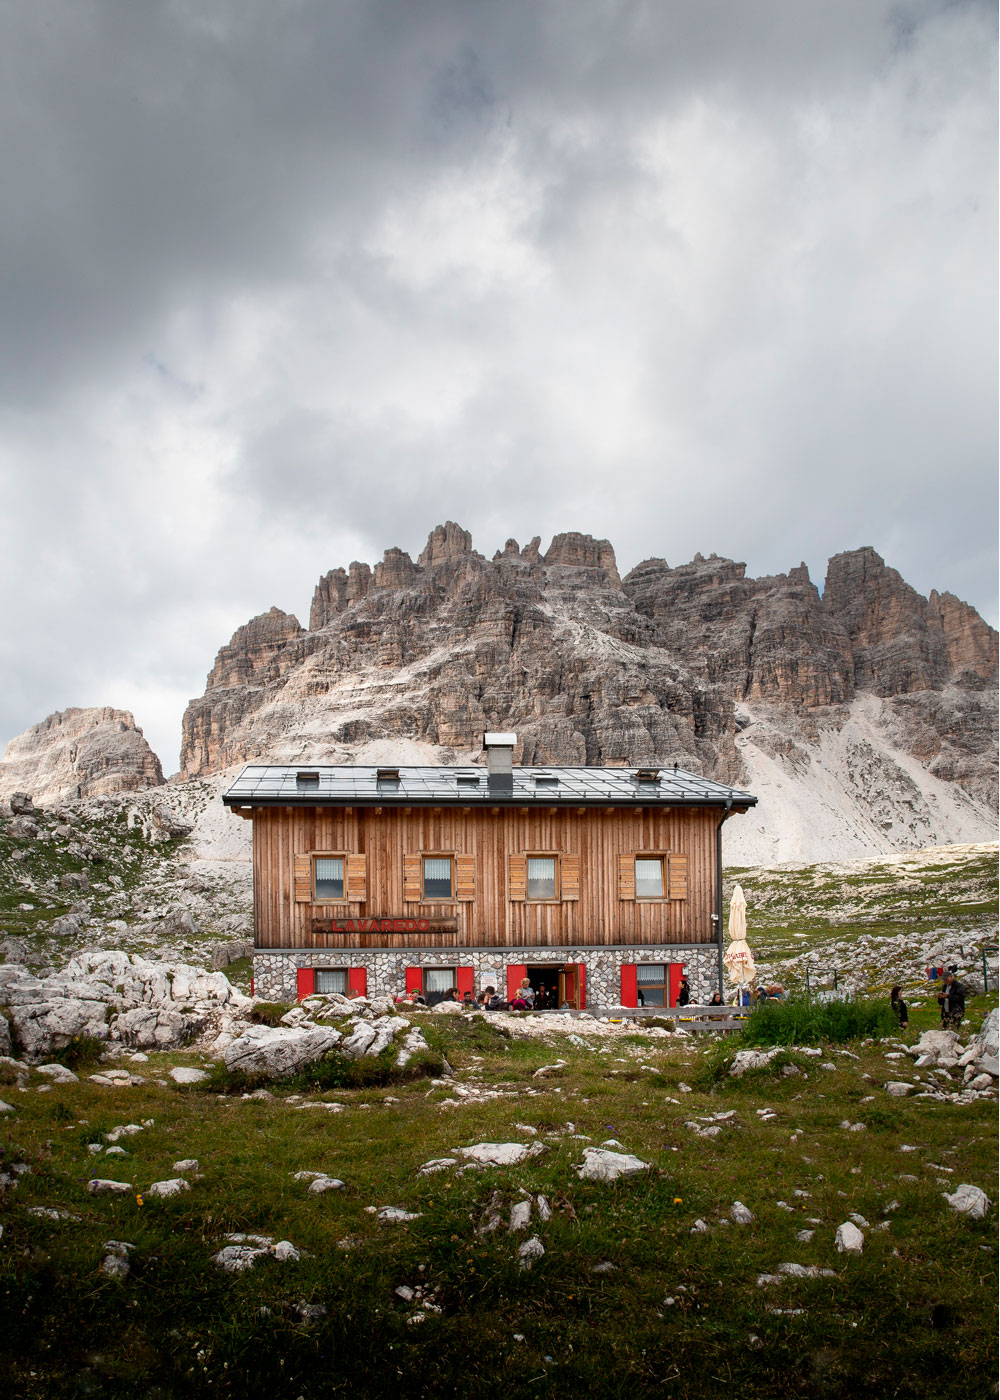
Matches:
[[456, 966, 475, 999], [620, 963, 637, 1008], [561, 853, 580, 900], [347, 966, 367, 998], [508, 854, 527, 901], [403, 854, 422, 903], [618, 854, 635, 900], [668, 853, 688, 901], [577, 962, 586, 1010], [296, 968, 315, 1000], [294, 853, 313, 903], [405, 966, 423, 995], [346, 853, 367, 902], [668, 963, 684, 1007], [455, 854, 476, 902], [506, 963, 527, 1002]]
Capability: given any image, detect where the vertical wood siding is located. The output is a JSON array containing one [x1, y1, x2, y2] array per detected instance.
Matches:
[[252, 805, 722, 949]]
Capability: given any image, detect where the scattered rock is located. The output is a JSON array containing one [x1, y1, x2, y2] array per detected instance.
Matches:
[[943, 1184, 991, 1219], [517, 1236, 545, 1270], [169, 1066, 210, 1085], [885, 1082, 914, 1096], [509, 1200, 532, 1232], [835, 1222, 865, 1254], [455, 1142, 545, 1168], [307, 1177, 346, 1195], [731, 1202, 755, 1225], [147, 1178, 191, 1199], [87, 1179, 132, 1196], [575, 1147, 651, 1183]]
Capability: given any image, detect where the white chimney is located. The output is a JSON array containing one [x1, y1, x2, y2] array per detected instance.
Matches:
[[483, 732, 516, 793]]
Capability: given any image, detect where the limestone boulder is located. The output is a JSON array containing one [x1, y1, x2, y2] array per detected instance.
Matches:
[[113, 1007, 201, 1050], [8, 995, 110, 1058], [223, 1024, 342, 1079], [575, 1148, 650, 1183]]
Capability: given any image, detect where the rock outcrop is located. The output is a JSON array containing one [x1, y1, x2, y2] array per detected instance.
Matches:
[[177, 527, 996, 862], [0, 708, 164, 807]]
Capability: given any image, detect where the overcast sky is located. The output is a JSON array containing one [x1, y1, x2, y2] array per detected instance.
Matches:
[[1, 0, 996, 775]]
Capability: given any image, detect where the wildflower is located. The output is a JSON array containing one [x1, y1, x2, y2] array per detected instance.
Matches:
[[673, 1197, 683, 1204], [136, 1194, 144, 1206]]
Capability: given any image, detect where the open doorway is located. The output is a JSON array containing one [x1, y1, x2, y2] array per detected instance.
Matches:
[[525, 965, 563, 1010], [526, 964, 586, 1010]]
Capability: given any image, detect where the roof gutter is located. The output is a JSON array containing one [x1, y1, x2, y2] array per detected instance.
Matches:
[[223, 794, 757, 812]]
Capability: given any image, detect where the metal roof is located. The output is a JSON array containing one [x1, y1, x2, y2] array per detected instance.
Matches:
[[222, 763, 757, 810]]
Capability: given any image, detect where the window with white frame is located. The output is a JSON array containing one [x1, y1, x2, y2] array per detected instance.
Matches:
[[634, 856, 665, 899], [315, 968, 347, 995], [526, 856, 558, 900], [424, 967, 456, 1005], [636, 963, 669, 1006], [422, 857, 453, 900], [314, 856, 345, 901]]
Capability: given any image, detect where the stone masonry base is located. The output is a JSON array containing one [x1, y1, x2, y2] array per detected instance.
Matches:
[[253, 945, 722, 1008]]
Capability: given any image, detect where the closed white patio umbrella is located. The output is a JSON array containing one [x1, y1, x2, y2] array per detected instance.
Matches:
[[723, 883, 756, 1004]]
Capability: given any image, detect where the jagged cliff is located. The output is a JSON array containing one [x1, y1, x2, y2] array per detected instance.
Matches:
[[177, 525, 997, 862], [0, 708, 165, 806]]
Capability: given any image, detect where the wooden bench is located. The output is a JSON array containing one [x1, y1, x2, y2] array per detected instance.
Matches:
[[602, 1004, 751, 1033]]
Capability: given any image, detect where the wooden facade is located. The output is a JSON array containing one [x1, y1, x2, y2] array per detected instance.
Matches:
[[249, 803, 723, 950]]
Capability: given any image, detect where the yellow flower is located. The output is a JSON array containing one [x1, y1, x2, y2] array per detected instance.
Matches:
[[136, 1194, 144, 1206], [673, 1197, 683, 1204]]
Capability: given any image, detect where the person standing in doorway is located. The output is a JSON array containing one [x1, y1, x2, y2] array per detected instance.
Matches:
[[676, 976, 691, 1007]]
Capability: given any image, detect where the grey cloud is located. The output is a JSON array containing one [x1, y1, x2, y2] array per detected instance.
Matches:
[[0, 0, 995, 770]]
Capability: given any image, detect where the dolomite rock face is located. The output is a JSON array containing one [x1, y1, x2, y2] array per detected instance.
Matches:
[[0, 708, 164, 807], [177, 526, 997, 863]]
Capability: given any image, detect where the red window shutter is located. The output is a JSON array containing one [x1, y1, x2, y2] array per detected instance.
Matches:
[[620, 963, 637, 1008], [506, 963, 527, 1002], [405, 966, 423, 995], [456, 966, 475, 999], [668, 963, 684, 1008], [577, 962, 586, 1010], [348, 966, 367, 998], [296, 968, 315, 1000]]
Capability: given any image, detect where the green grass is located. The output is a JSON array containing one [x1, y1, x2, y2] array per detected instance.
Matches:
[[0, 1012, 995, 1400], [739, 998, 898, 1046]]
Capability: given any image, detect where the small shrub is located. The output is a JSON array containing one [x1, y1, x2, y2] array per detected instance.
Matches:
[[249, 1001, 294, 1027], [739, 997, 896, 1046], [49, 1034, 106, 1069]]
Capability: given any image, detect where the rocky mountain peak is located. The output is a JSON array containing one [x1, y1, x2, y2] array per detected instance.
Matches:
[[0, 707, 164, 806]]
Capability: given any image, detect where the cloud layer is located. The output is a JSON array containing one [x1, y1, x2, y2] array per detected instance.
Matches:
[[1, 1, 996, 771]]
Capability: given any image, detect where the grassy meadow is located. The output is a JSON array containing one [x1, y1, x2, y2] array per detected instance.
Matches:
[[1, 1001, 996, 1400]]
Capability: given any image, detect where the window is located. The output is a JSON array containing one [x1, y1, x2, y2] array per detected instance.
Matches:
[[314, 856, 345, 901], [635, 857, 665, 899], [424, 967, 456, 1006], [296, 771, 319, 791], [315, 968, 347, 995], [527, 856, 558, 900], [422, 857, 453, 900], [637, 963, 668, 1006]]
